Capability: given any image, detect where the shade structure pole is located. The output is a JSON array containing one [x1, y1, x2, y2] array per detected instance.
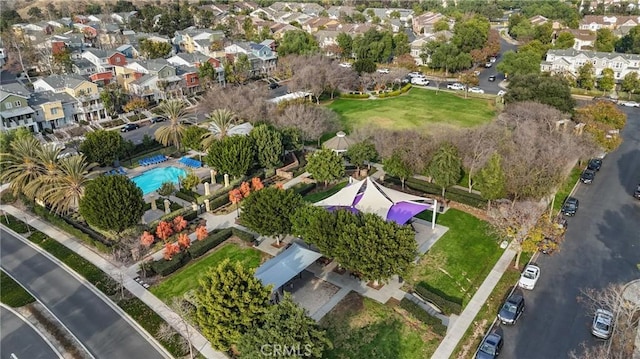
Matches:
[[432, 200, 437, 230]]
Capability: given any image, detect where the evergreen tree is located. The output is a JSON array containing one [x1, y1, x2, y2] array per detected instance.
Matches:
[[345, 141, 377, 173], [424, 142, 462, 198], [306, 149, 345, 187], [383, 151, 413, 189], [250, 124, 283, 169], [204, 135, 255, 178], [79, 175, 144, 233], [577, 63, 596, 90], [597, 68, 615, 94], [476, 152, 506, 209], [79, 130, 128, 166]]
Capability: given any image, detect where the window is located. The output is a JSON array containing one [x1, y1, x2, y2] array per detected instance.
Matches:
[[191, 77, 196, 83], [14, 100, 21, 107], [5, 102, 12, 109], [51, 108, 58, 115], [86, 88, 92, 93]]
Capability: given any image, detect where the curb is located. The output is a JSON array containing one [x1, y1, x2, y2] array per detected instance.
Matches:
[[0, 224, 172, 359], [0, 302, 65, 359]]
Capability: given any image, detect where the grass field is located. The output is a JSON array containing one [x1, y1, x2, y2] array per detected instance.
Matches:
[[151, 243, 262, 302], [320, 292, 442, 359], [553, 166, 582, 212], [328, 88, 496, 132], [413, 209, 503, 307], [0, 271, 35, 307]]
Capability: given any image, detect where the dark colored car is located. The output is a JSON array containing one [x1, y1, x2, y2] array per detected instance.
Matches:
[[634, 184, 640, 200], [588, 158, 602, 171], [476, 332, 503, 359], [150, 116, 165, 123], [269, 82, 280, 89], [120, 123, 139, 132], [488, 75, 496, 82], [498, 294, 525, 325], [581, 169, 596, 184], [562, 197, 579, 216]]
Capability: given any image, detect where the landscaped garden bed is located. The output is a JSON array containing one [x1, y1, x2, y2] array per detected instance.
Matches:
[[100, 119, 125, 129]]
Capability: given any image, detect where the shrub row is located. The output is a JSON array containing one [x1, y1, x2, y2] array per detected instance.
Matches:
[[188, 228, 233, 259], [399, 298, 447, 336], [149, 251, 191, 277], [292, 182, 317, 196], [231, 227, 255, 243], [175, 188, 199, 203], [0, 213, 30, 234], [378, 84, 412, 98], [414, 283, 463, 316], [341, 92, 370, 99], [384, 176, 487, 209], [209, 193, 231, 211]]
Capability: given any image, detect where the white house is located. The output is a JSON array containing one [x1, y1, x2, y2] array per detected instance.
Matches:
[[541, 49, 640, 81]]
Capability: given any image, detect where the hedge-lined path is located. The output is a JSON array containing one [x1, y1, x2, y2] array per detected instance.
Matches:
[[0, 204, 228, 359]]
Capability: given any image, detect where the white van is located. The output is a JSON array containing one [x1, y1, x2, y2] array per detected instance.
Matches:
[[411, 77, 429, 86]]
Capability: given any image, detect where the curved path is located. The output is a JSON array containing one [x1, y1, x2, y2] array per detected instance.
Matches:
[[0, 304, 62, 359], [0, 227, 168, 359]]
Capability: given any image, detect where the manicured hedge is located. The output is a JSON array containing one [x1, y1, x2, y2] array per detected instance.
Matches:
[[292, 182, 317, 196], [187, 228, 233, 259], [414, 283, 463, 316], [341, 92, 370, 99], [384, 176, 486, 209], [149, 251, 191, 277], [231, 227, 255, 243], [399, 298, 447, 336], [208, 193, 231, 210], [175, 189, 199, 203]]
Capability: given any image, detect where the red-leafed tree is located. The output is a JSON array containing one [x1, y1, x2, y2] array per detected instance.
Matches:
[[251, 177, 264, 191], [173, 215, 187, 232], [156, 221, 174, 242], [240, 182, 251, 198], [163, 242, 180, 260], [229, 188, 243, 205], [178, 233, 191, 249], [195, 226, 208, 241], [140, 231, 155, 248]]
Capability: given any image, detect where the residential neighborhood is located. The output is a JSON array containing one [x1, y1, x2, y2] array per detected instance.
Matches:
[[0, 1, 639, 359]]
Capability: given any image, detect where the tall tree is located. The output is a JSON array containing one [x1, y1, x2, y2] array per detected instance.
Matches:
[[0, 135, 43, 197], [615, 25, 640, 54], [305, 149, 345, 187], [201, 109, 237, 148], [79, 130, 128, 167], [336, 32, 353, 58], [476, 152, 506, 210], [621, 72, 640, 98], [204, 135, 255, 178], [154, 99, 190, 151], [424, 142, 462, 198], [100, 83, 129, 116], [383, 150, 413, 189], [277, 30, 319, 56], [554, 32, 575, 49], [594, 28, 617, 52], [490, 200, 544, 269], [504, 74, 575, 113], [181, 126, 208, 152], [577, 63, 596, 90], [575, 102, 627, 152], [139, 39, 172, 59], [455, 125, 498, 193], [249, 124, 283, 169], [345, 141, 378, 175], [79, 175, 145, 233], [240, 187, 304, 246], [39, 155, 96, 214], [597, 68, 615, 94], [496, 50, 541, 77], [275, 104, 338, 145], [194, 259, 271, 351]]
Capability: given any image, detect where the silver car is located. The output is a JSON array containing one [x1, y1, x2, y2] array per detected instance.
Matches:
[[591, 309, 614, 339]]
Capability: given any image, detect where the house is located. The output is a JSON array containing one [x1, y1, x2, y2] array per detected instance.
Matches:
[[175, 65, 202, 95], [529, 15, 549, 26], [326, 6, 357, 20], [89, 71, 114, 86], [111, 11, 138, 24], [270, 22, 299, 39], [32, 75, 106, 122], [30, 91, 79, 131], [558, 29, 597, 50], [0, 83, 36, 133], [126, 59, 183, 102], [174, 27, 225, 54], [579, 15, 640, 33], [71, 59, 98, 76], [364, 8, 413, 23], [410, 31, 454, 65], [167, 52, 221, 69], [116, 44, 139, 59], [114, 65, 143, 91], [541, 49, 640, 81], [224, 41, 277, 75], [302, 17, 341, 33], [412, 12, 447, 36], [81, 48, 127, 72]]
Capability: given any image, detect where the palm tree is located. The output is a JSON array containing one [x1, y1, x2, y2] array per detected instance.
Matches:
[[40, 155, 96, 214], [23, 144, 62, 197], [154, 99, 190, 151], [201, 109, 237, 149], [0, 136, 43, 198]]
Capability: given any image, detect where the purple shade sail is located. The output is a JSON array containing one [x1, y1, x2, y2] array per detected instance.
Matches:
[[386, 202, 431, 224], [352, 193, 364, 206]]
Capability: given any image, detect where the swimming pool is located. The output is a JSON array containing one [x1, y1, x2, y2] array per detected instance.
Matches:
[[132, 166, 187, 195]]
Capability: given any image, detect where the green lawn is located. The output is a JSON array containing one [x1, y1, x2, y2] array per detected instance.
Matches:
[[320, 292, 441, 359], [412, 209, 503, 307], [328, 88, 496, 132], [553, 166, 582, 212], [151, 243, 262, 302], [0, 271, 35, 307]]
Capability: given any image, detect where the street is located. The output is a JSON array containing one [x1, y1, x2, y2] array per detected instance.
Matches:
[[0, 305, 61, 359], [499, 106, 640, 358], [0, 228, 168, 359]]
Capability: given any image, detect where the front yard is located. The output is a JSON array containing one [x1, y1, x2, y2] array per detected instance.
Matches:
[[320, 292, 442, 359], [150, 242, 263, 302], [328, 88, 496, 132]]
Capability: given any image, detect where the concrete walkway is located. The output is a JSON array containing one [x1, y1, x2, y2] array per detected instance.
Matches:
[[431, 245, 517, 359], [0, 205, 228, 359]]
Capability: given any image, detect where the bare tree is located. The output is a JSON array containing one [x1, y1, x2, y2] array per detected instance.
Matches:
[[275, 104, 338, 146], [353, 128, 435, 174], [198, 84, 272, 123], [156, 323, 192, 358], [289, 55, 332, 104], [453, 124, 502, 193], [489, 199, 544, 268], [574, 284, 639, 359], [568, 342, 609, 359], [326, 65, 359, 98], [37, 45, 55, 76]]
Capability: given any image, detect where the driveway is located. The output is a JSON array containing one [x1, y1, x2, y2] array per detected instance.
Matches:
[[0, 228, 168, 359], [499, 107, 640, 358], [1, 305, 61, 359]]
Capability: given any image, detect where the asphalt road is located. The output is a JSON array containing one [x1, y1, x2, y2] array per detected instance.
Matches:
[[0, 228, 168, 359], [1, 305, 61, 359], [499, 106, 640, 358]]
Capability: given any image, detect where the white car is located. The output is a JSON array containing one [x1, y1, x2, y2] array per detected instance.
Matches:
[[339, 62, 352, 68], [447, 83, 465, 90], [411, 77, 429, 85], [497, 90, 507, 97], [468, 87, 485, 94], [490, 56, 497, 63], [518, 265, 540, 290], [377, 68, 390, 74], [408, 72, 423, 78], [620, 101, 640, 107], [592, 309, 614, 339]]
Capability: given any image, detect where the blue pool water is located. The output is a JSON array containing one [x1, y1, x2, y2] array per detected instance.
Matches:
[[132, 166, 187, 195]]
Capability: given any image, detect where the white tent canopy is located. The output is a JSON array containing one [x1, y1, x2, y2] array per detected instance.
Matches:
[[315, 178, 365, 207], [254, 243, 322, 290]]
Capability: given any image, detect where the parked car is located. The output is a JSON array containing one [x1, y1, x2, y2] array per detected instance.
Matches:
[[411, 77, 429, 85], [634, 184, 640, 200], [485, 62, 493, 68], [469, 87, 485, 94], [620, 101, 640, 107], [588, 158, 602, 171], [408, 72, 423, 78], [377, 68, 390, 74], [498, 294, 525, 325], [497, 90, 506, 96], [591, 309, 614, 339], [121, 123, 140, 132], [490, 56, 497, 63], [447, 83, 465, 90], [476, 332, 503, 359], [593, 96, 618, 104], [518, 265, 541, 290], [488, 75, 496, 82], [561, 197, 579, 216], [269, 82, 280, 89], [580, 169, 596, 184], [150, 116, 165, 123]]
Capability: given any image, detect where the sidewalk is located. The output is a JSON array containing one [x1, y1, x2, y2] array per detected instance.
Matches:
[[431, 245, 517, 359], [0, 205, 228, 359]]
